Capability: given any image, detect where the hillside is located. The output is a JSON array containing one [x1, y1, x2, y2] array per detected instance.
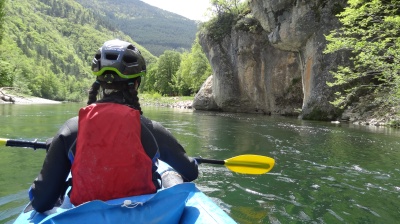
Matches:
[[1, 0, 157, 101], [75, 0, 198, 56]]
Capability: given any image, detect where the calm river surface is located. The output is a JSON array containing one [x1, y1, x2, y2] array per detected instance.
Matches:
[[1, 103, 400, 223]]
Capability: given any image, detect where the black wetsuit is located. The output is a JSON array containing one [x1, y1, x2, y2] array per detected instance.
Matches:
[[30, 113, 198, 213]]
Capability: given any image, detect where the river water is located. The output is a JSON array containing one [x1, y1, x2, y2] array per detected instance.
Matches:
[[0, 103, 399, 223]]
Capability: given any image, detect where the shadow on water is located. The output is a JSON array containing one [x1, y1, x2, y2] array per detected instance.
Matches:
[[1, 104, 400, 223]]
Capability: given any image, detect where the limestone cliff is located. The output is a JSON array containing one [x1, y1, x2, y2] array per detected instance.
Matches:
[[194, 0, 347, 120]]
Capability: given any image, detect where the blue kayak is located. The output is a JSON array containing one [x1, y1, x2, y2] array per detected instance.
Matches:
[[14, 161, 237, 224]]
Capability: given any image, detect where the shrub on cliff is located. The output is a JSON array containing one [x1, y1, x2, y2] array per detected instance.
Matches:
[[200, 0, 250, 43], [324, 0, 400, 114]]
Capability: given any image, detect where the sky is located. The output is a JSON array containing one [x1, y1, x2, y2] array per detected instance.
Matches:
[[141, 0, 212, 21]]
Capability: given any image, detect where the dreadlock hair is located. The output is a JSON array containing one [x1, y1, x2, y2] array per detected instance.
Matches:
[[87, 81, 101, 105], [86, 78, 143, 115], [124, 81, 143, 115]]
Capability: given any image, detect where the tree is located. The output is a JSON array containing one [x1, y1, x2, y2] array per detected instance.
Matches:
[[324, 0, 400, 110], [0, 0, 10, 87], [173, 37, 211, 95], [0, 0, 5, 43], [0, 61, 14, 87], [154, 50, 181, 96], [189, 39, 211, 93], [210, 0, 246, 16], [141, 62, 158, 93], [172, 51, 191, 95], [201, 0, 249, 44]]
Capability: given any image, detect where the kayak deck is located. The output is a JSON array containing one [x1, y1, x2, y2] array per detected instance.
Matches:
[[14, 161, 237, 224]]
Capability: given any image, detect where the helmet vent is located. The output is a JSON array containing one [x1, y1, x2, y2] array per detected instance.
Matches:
[[127, 45, 135, 50], [123, 55, 137, 64], [105, 54, 118, 60], [95, 53, 101, 60]]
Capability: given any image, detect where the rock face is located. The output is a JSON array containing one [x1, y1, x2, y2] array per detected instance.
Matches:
[[192, 75, 219, 111], [194, 0, 347, 120]]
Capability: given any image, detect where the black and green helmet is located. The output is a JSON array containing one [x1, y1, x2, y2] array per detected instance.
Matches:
[[91, 39, 146, 83]]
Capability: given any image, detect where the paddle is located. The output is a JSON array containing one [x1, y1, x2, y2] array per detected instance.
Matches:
[[196, 155, 274, 175], [0, 138, 275, 174]]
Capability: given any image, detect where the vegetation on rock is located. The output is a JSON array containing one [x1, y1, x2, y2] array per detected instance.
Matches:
[[324, 0, 400, 122]]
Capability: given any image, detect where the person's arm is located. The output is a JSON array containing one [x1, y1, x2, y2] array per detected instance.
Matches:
[[141, 116, 198, 182], [30, 117, 78, 213], [140, 121, 159, 160]]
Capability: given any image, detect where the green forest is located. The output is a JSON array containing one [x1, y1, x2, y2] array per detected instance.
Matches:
[[0, 0, 209, 102], [74, 0, 199, 56]]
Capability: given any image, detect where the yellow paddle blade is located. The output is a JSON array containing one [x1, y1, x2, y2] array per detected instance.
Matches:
[[0, 138, 7, 147], [224, 154, 275, 175]]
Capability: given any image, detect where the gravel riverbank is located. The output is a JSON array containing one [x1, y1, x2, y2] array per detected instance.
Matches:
[[3, 90, 396, 127], [0, 90, 61, 104], [0, 90, 193, 109]]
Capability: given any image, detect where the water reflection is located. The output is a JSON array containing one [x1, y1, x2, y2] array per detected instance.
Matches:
[[151, 109, 400, 223], [1, 104, 400, 223]]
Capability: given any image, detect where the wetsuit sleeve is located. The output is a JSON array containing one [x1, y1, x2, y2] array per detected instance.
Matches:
[[30, 117, 78, 213], [140, 122, 159, 159], [141, 116, 198, 182]]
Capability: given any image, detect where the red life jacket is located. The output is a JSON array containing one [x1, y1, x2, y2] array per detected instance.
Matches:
[[70, 103, 156, 206]]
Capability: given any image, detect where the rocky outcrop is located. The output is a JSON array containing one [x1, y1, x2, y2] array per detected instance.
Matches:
[[192, 75, 219, 111], [0, 88, 15, 103], [195, 0, 348, 120], [196, 18, 303, 115]]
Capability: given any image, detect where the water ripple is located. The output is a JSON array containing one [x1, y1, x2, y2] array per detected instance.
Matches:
[[0, 205, 26, 222], [0, 191, 26, 207], [355, 204, 381, 217], [276, 176, 297, 183], [232, 183, 302, 207], [327, 209, 344, 222]]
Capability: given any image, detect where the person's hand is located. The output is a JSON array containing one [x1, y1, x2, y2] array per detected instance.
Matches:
[[45, 138, 53, 152], [193, 157, 202, 165]]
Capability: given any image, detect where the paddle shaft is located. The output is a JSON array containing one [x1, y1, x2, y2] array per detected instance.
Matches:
[[0, 138, 46, 150], [195, 158, 225, 165]]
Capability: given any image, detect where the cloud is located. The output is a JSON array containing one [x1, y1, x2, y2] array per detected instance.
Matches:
[[141, 0, 211, 21]]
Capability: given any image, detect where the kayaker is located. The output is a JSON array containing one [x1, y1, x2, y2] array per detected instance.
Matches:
[[28, 39, 199, 213]]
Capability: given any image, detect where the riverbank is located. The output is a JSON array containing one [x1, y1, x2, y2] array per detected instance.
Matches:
[[0, 89, 61, 104], [2, 90, 398, 127], [0, 90, 194, 109], [139, 93, 194, 109], [339, 95, 400, 128]]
